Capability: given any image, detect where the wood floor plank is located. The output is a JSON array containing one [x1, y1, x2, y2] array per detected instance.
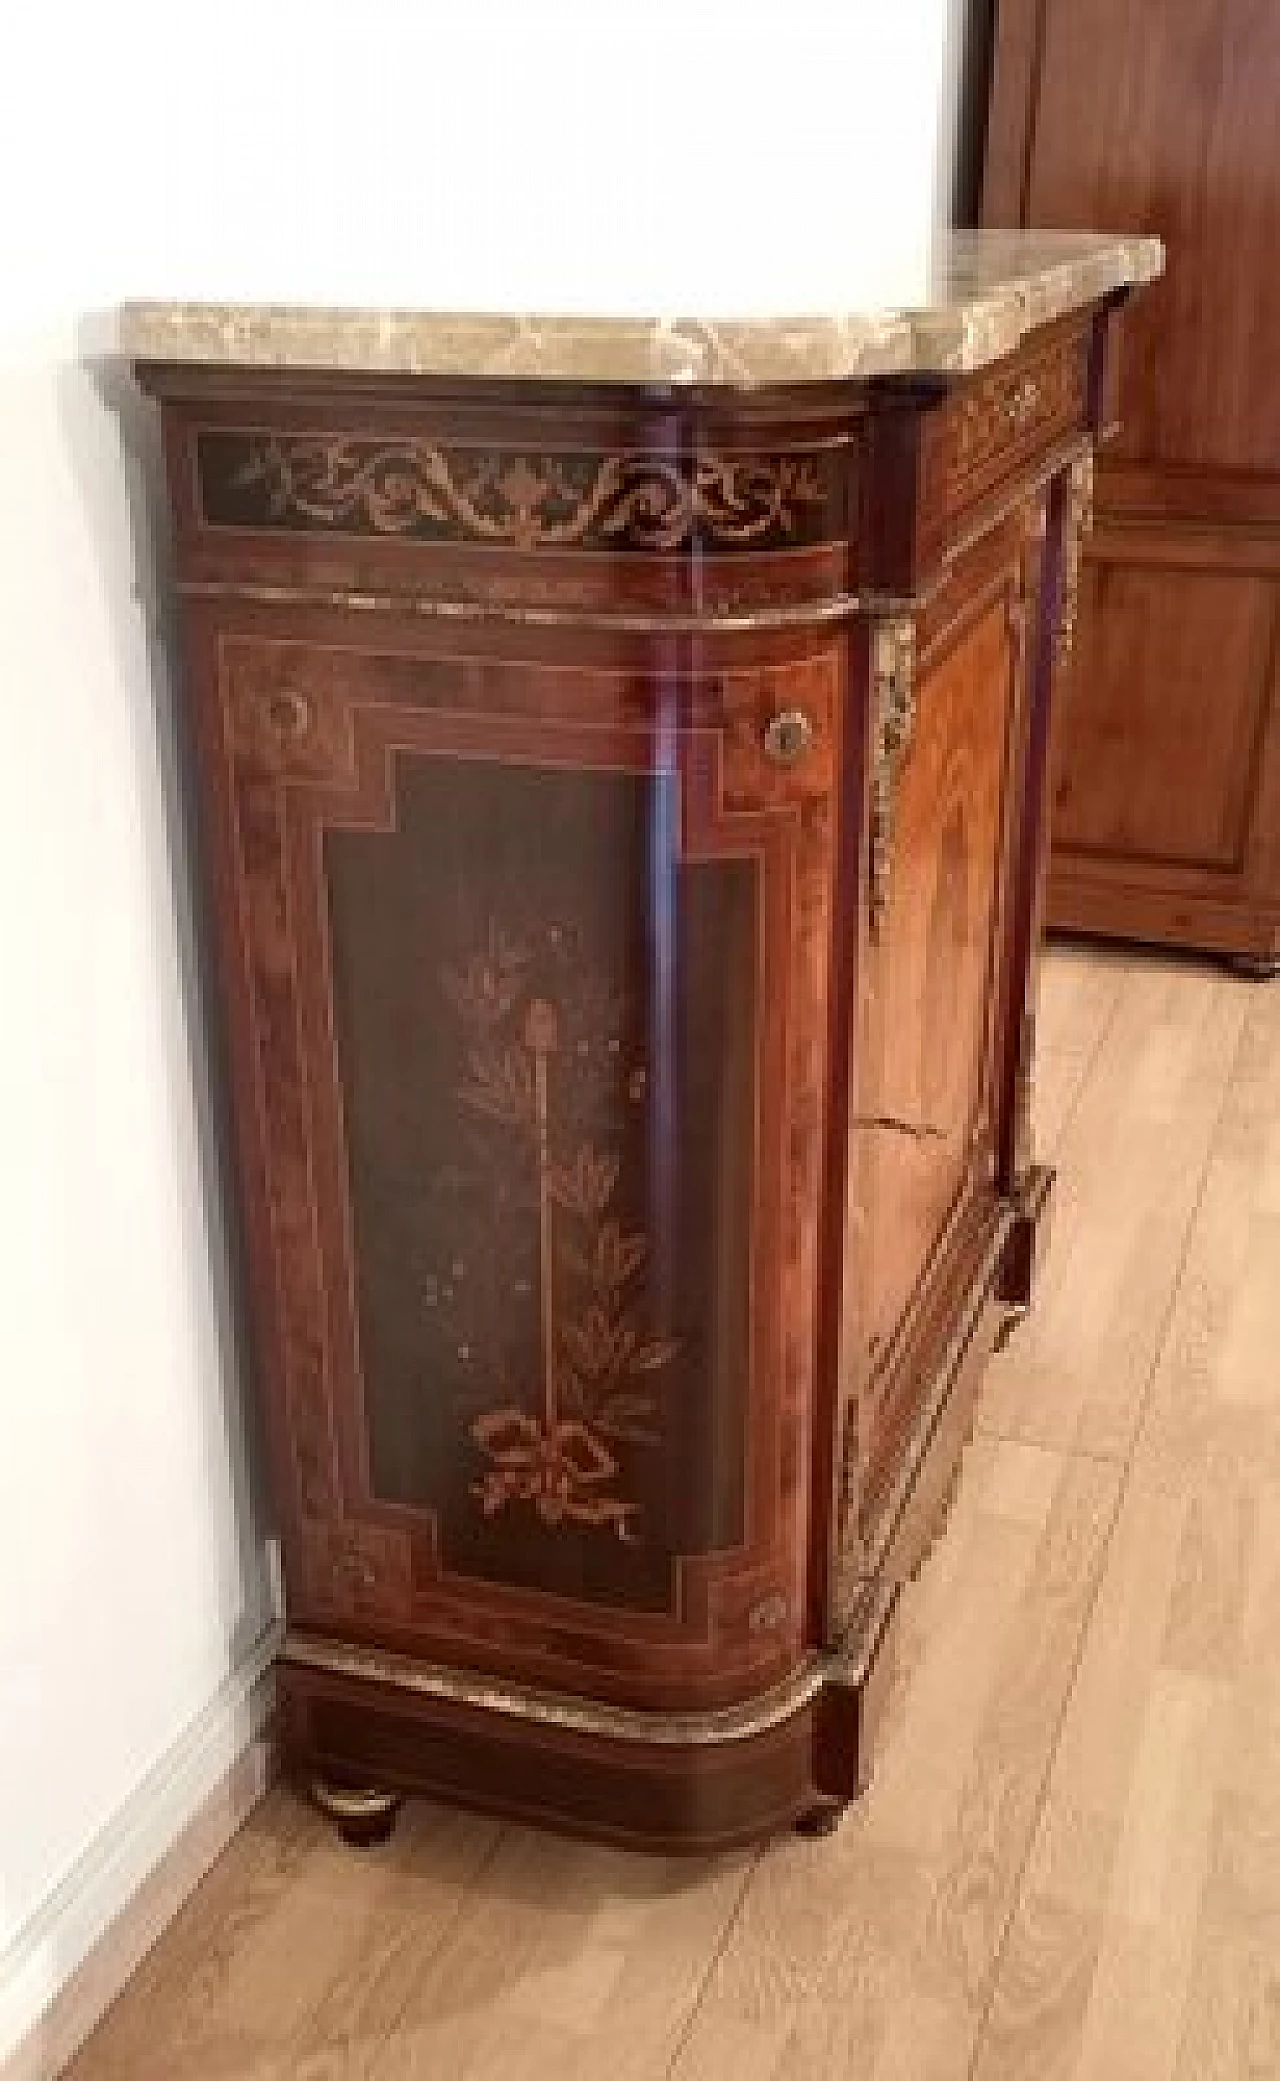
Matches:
[[978, 957, 1249, 1459], [971, 970, 1280, 2081], [1133, 973, 1280, 1502], [55, 953, 1280, 2081], [670, 1444, 1118, 2081], [1032, 942, 1129, 1158], [1170, 1928, 1280, 2081], [911, 1457, 1120, 2024], [356, 1826, 752, 2081], [60, 1791, 322, 2080], [64, 1793, 501, 2081], [1036, 942, 1130, 1065]]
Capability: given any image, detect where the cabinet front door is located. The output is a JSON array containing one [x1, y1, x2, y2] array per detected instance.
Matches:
[[850, 506, 1044, 1543], [196, 621, 839, 1712]]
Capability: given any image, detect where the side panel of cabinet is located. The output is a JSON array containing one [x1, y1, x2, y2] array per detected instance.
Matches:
[[183, 610, 840, 1713], [838, 507, 1043, 1569]]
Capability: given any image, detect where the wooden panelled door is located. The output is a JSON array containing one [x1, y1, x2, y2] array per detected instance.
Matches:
[[839, 500, 1045, 1582], [983, 0, 1280, 964], [195, 615, 840, 1716]]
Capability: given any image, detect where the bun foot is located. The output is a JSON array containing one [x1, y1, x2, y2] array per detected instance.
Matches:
[[793, 1801, 846, 1839], [311, 1778, 401, 1848]]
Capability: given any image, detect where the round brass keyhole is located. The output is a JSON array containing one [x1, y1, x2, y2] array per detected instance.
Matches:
[[762, 707, 814, 766]]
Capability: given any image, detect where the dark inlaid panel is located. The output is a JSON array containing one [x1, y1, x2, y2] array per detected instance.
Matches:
[[325, 755, 755, 1611]]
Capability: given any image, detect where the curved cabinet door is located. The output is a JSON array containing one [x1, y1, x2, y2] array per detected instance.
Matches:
[[195, 620, 841, 1713]]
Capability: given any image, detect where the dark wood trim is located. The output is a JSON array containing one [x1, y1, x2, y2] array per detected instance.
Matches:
[[1048, 881, 1280, 964], [979, 0, 1049, 226]]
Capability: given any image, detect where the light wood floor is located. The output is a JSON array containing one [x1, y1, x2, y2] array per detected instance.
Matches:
[[65, 944, 1280, 2081]]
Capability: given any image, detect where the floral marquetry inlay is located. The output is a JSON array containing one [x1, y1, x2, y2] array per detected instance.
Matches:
[[197, 431, 841, 553], [429, 919, 680, 1543]]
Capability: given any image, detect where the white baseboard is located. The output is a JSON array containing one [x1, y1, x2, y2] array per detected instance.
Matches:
[[1, 1624, 281, 2081]]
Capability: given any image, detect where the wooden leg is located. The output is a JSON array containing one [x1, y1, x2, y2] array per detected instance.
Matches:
[[793, 1801, 846, 1839], [310, 1778, 401, 1848], [1000, 1161, 1055, 1316]]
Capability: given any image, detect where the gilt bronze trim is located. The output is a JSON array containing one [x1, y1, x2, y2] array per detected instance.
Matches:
[[283, 1630, 876, 1746], [868, 615, 918, 938], [1056, 448, 1096, 667]]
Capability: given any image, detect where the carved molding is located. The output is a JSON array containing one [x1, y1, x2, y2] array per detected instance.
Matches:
[[285, 1628, 838, 1746], [1056, 447, 1096, 668], [868, 615, 918, 938], [197, 431, 839, 554]]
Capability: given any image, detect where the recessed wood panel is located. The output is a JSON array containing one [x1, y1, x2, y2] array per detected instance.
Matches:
[[210, 627, 840, 1709], [864, 592, 1016, 1364], [1052, 558, 1276, 870], [324, 755, 754, 1611]]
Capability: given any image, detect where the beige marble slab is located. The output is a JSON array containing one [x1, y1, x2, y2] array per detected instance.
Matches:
[[119, 230, 1163, 388]]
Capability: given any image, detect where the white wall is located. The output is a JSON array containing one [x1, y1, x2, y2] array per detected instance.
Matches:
[[0, 0, 961, 2057]]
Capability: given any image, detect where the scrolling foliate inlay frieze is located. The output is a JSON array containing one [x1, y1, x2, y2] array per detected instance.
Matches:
[[196, 431, 844, 553]]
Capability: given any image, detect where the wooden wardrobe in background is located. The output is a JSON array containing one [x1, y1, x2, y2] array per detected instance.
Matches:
[[978, 0, 1280, 970]]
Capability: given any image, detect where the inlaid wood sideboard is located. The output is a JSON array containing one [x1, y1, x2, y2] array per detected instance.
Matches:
[[125, 231, 1159, 1851]]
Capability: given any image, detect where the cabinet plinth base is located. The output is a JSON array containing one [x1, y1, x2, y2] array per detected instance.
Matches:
[[279, 1622, 896, 1856], [277, 1177, 1052, 1854], [310, 1777, 401, 1848]]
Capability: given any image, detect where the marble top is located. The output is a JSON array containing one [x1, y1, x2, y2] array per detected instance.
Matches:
[[121, 231, 1163, 389]]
